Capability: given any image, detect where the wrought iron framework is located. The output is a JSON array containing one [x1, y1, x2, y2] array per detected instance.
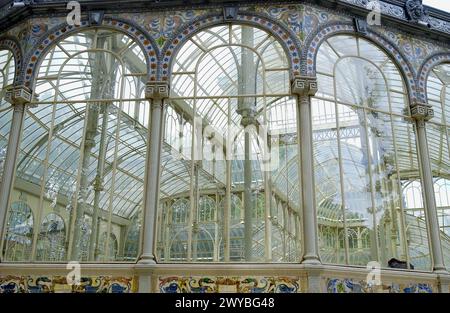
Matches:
[[157, 24, 301, 263], [312, 34, 432, 270]]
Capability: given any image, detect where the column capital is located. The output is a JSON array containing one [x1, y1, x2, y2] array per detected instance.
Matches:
[[145, 81, 170, 101], [4, 85, 33, 106], [410, 102, 434, 121], [291, 76, 318, 97], [237, 107, 257, 127]]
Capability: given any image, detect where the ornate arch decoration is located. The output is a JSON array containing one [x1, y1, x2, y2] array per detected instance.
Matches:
[[159, 11, 302, 81], [22, 17, 159, 88], [0, 36, 23, 85], [302, 22, 418, 102], [417, 53, 450, 102]]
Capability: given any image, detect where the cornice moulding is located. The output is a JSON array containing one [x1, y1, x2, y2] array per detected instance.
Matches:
[[0, 0, 449, 40]]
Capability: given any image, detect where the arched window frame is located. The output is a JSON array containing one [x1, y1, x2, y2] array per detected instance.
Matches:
[[2, 198, 34, 261], [157, 22, 301, 263], [36, 212, 66, 262], [312, 34, 430, 270], [424, 61, 450, 269], [3, 27, 148, 263]]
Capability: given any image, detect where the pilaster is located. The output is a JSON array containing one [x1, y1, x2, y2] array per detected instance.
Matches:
[[138, 81, 169, 265], [411, 101, 447, 275]]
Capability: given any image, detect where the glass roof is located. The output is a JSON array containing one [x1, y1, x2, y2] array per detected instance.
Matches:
[[311, 36, 437, 269]]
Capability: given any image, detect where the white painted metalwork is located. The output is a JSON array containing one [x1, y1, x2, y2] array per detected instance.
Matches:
[[1, 29, 147, 262], [157, 24, 301, 263], [313, 35, 431, 270]]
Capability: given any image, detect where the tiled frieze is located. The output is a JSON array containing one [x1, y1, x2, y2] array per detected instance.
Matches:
[[0, 275, 136, 293], [1, 2, 448, 87], [244, 3, 351, 41], [326, 278, 434, 293], [115, 9, 216, 48], [158, 276, 305, 293], [371, 26, 445, 70]]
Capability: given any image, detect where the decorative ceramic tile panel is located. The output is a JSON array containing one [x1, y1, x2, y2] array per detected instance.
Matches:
[[251, 3, 352, 41], [373, 26, 444, 70], [0, 276, 26, 293], [159, 276, 304, 293], [326, 278, 434, 293], [0, 275, 136, 293], [6, 17, 66, 55]]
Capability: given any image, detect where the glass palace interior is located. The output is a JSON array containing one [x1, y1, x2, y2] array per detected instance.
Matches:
[[0, 0, 450, 294]]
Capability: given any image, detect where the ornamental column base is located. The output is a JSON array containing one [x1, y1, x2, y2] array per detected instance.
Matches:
[[301, 255, 321, 265], [137, 253, 157, 265]]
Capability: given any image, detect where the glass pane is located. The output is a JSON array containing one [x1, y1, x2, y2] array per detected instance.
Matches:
[[312, 98, 342, 265]]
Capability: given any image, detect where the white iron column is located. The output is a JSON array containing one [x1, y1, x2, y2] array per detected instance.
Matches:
[[292, 76, 321, 265], [0, 86, 31, 261], [138, 81, 169, 264], [411, 102, 447, 273]]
